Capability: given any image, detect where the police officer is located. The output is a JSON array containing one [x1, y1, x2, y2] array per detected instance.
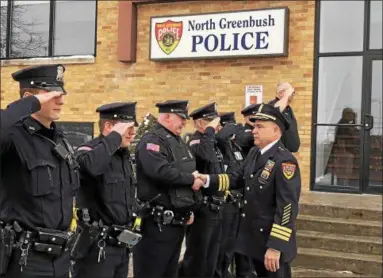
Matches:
[[235, 104, 260, 158], [72, 102, 138, 278], [214, 112, 246, 278], [133, 100, 202, 278], [196, 103, 301, 278], [180, 102, 225, 278], [0, 91, 63, 130], [0, 64, 79, 278], [268, 82, 300, 152]]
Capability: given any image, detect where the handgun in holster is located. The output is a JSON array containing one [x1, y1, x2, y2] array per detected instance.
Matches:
[[0, 223, 16, 275], [70, 212, 101, 260]]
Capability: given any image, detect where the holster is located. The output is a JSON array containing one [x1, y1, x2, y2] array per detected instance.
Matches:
[[0, 223, 15, 275], [32, 227, 74, 257], [70, 222, 100, 260]]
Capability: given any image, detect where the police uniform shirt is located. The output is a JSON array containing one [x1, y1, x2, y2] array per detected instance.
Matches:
[[75, 102, 138, 225], [135, 123, 196, 207], [207, 104, 301, 262], [0, 117, 78, 231]]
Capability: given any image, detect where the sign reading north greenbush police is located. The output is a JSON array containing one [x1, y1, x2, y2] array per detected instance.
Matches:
[[150, 8, 289, 60]]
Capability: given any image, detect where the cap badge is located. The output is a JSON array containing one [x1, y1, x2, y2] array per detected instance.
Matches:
[[56, 66, 64, 82]]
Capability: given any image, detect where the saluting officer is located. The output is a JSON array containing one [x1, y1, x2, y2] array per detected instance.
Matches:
[[268, 82, 300, 152], [197, 103, 301, 278], [72, 102, 138, 278], [0, 91, 63, 130], [180, 102, 225, 278], [0, 65, 79, 278], [133, 100, 202, 278], [214, 112, 246, 278], [235, 104, 260, 158]]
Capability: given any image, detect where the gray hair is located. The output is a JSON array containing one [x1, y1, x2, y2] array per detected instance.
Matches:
[[276, 82, 293, 93]]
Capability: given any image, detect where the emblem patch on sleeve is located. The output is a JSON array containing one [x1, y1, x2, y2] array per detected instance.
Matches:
[[146, 143, 160, 152], [282, 163, 296, 180]]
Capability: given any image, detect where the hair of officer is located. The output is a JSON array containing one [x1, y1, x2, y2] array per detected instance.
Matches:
[[20, 88, 40, 98], [98, 119, 119, 133], [276, 82, 292, 96]]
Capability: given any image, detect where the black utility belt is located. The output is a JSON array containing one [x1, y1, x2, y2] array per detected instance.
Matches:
[[18, 227, 75, 256], [202, 196, 225, 212], [226, 190, 244, 208], [150, 205, 192, 227]]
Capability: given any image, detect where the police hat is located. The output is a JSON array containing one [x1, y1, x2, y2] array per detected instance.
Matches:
[[96, 102, 138, 126], [219, 112, 236, 126], [189, 102, 218, 121], [241, 103, 260, 117], [12, 64, 67, 94], [155, 100, 189, 119], [249, 103, 290, 131]]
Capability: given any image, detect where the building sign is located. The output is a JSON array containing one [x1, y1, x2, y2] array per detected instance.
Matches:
[[245, 85, 263, 107], [150, 8, 289, 60]]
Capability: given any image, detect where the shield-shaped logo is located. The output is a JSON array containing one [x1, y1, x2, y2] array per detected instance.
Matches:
[[155, 20, 183, 55]]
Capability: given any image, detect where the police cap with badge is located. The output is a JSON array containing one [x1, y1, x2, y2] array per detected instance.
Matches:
[[96, 102, 138, 126], [189, 102, 218, 121], [219, 112, 236, 126], [156, 100, 189, 119], [241, 103, 260, 117], [249, 103, 290, 131], [12, 64, 67, 94]]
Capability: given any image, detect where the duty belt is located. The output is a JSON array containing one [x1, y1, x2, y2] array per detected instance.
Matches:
[[11, 223, 75, 272], [202, 195, 225, 212], [150, 205, 192, 232]]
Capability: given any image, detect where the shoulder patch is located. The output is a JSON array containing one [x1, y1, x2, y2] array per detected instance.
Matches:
[[282, 163, 296, 180], [189, 139, 200, 146], [146, 143, 160, 152], [77, 146, 93, 151]]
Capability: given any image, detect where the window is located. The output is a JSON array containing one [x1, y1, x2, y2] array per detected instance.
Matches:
[[0, 0, 97, 59], [312, 0, 383, 194]]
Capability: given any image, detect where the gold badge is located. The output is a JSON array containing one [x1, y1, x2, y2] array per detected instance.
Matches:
[[282, 163, 296, 180], [260, 170, 270, 180]]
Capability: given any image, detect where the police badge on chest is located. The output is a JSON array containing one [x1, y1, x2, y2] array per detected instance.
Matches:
[[258, 160, 275, 185]]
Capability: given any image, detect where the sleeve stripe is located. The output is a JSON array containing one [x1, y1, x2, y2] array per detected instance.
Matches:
[[218, 175, 223, 191], [272, 224, 292, 234], [283, 208, 291, 214], [270, 232, 289, 242], [223, 174, 230, 190], [271, 228, 291, 238], [284, 203, 292, 209], [282, 214, 290, 221], [281, 220, 289, 226]]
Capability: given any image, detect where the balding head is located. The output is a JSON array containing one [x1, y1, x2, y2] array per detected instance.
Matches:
[[276, 82, 295, 103]]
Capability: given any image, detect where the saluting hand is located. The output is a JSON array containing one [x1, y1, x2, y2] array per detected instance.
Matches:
[[34, 91, 64, 104], [207, 117, 221, 129], [111, 122, 135, 136]]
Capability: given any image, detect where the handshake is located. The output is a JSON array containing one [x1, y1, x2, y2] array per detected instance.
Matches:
[[191, 171, 208, 192]]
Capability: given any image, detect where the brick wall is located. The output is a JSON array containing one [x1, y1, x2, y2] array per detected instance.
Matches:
[[0, 0, 315, 190]]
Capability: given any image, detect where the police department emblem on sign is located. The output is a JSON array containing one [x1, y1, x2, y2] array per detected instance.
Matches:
[[155, 20, 183, 55]]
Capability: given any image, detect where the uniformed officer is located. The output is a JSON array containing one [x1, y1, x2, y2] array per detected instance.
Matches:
[[179, 102, 225, 278], [269, 82, 300, 152], [133, 100, 202, 278], [214, 112, 246, 278], [72, 102, 138, 278], [196, 103, 301, 278], [0, 64, 79, 278], [235, 104, 260, 158], [0, 91, 64, 130]]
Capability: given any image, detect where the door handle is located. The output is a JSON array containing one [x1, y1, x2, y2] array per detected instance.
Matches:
[[363, 114, 374, 131]]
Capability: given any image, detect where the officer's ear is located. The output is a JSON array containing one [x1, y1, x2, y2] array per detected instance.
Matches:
[[20, 88, 39, 98]]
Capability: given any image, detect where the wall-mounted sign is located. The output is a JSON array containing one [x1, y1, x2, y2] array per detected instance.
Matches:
[[56, 121, 94, 149], [149, 8, 289, 61], [245, 85, 263, 107]]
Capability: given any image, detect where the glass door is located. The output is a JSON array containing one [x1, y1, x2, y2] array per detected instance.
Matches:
[[362, 56, 382, 194]]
